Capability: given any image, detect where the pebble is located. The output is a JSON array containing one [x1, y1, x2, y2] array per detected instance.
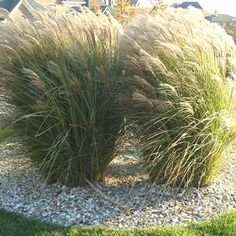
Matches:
[[0, 141, 235, 228]]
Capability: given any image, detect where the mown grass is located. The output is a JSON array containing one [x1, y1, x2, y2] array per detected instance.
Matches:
[[0, 209, 235, 236]]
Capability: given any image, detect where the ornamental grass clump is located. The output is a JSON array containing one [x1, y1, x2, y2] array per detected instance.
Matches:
[[120, 8, 236, 187], [0, 11, 124, 186]]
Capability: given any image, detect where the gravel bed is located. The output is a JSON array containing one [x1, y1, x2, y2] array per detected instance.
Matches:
[[0, 142, 236, 228]]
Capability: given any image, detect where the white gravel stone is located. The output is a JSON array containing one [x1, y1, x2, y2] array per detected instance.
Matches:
[[0, 142, 236, 228]]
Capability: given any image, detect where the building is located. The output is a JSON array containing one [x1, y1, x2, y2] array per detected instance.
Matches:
[[172, 1, 203, 10], [0, 0, 23, 13], [0, 0, 87, 21], [205, 13, 236, 28], [131, 0, 154, 8], [0, 0, 48, 20]]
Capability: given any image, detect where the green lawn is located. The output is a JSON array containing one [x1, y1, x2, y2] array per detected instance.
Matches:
[[0, 209, 235, 236]]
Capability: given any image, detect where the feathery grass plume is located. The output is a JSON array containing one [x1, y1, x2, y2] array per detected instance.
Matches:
[[0, 10, 124, 186], [120, 8, 236, 187]]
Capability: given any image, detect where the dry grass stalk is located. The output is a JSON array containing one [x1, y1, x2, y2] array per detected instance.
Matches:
[[119, 8, 236, 188]]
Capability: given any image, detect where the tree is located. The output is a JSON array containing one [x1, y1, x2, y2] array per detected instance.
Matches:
[[113, 0, 135, 24], [150, 0, 167, 15]]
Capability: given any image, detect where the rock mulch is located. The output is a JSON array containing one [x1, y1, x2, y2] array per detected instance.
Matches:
[[0, 142, 235, 228]]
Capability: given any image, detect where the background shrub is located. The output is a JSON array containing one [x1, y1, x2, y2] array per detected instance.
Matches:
[[225, 24, 236, 44], [120, 8, 236, 187], [0, 11, 124, 186]]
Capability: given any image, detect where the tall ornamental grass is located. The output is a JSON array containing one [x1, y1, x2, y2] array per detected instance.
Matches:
[[120, 8, 236, 187], [0, 11, 124, 186]]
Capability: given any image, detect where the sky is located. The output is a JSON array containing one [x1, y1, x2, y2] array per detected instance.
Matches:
[[164, 0, 236, 16]]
